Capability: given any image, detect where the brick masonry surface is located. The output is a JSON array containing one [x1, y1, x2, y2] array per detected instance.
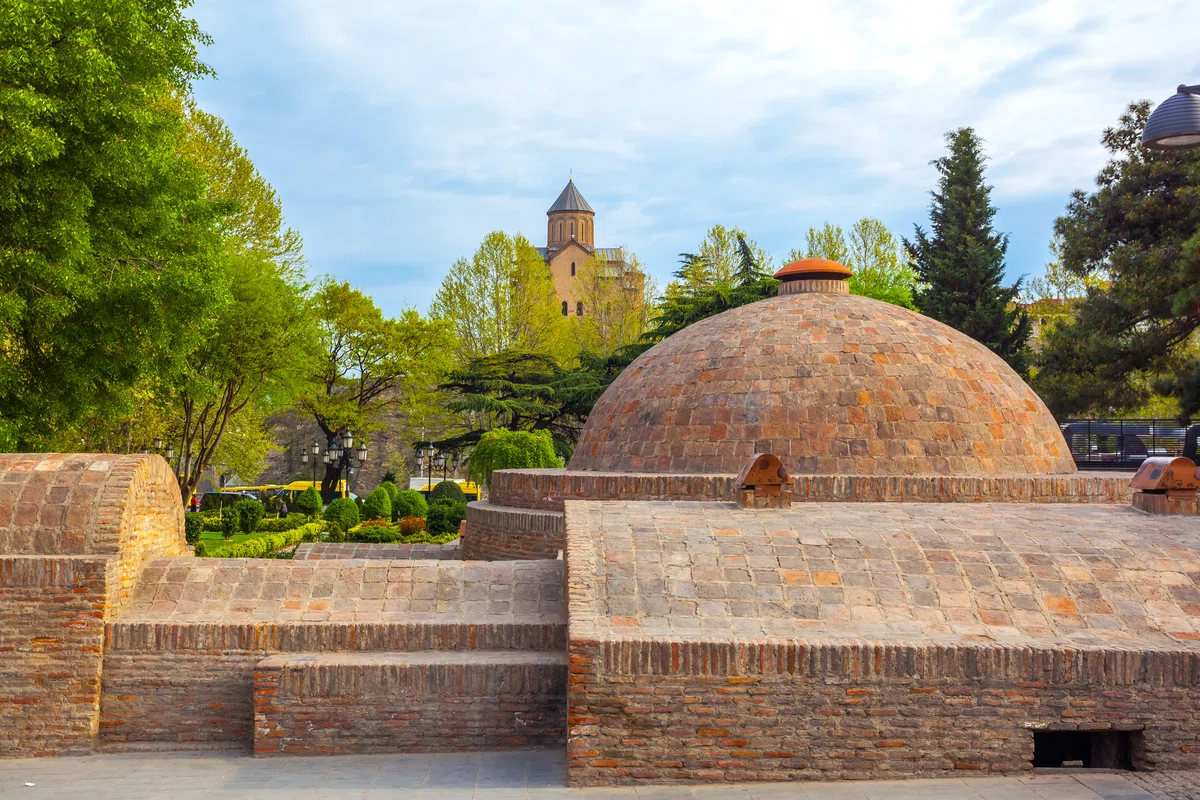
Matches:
[[253, 651, 567, 755], [568, 292, 1076, 476], [490, 469, 1133, 512], [0, 454, 184, 757], [294, 541, 461, 559], [99, 558, 566, 749], [464, 501, 565, 560], [563, 500, 1200, 785]]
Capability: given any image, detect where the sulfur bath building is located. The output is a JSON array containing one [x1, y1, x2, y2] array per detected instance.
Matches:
[[4, 259, 1200, 788]]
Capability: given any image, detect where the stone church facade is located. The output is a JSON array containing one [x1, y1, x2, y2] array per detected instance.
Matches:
[[536, 178, 634, 317]]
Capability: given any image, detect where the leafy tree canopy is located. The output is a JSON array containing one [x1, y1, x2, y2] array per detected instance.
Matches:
[[467, 428, 562, 488], [790, 219, 917, 309], [1034, 102, 1200, 419], [430, 230, 570, 363], [905, 127, 1031, 375], [0, 0, 225, 448]]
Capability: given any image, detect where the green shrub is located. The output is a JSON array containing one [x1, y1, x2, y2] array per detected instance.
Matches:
[[234, 498, 265, 534], [323, 496, 359, 530], [362, 487, 392, 520], [393, 489, 428, 520], [377, 480, 399, 503], [295, 486, 322, 516], [467, 428, 562, 488], [429, 480, 466, 505], [195, 522, 323, 558], [325, 522, 346, 543], [184, 513, 202, 545], [264, 494, 282, 514], [349, 526, 399, 544], [425, 499, 466, 536], [253, 515, 307, 533], [398, 516, 425, 536], [220, 512, 237, 540]]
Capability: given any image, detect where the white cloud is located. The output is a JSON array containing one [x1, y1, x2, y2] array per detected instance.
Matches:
[[192, 0, 1199, 310]]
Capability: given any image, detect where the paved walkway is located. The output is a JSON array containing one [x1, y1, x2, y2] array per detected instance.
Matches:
[[1, 750, 1195, 799]]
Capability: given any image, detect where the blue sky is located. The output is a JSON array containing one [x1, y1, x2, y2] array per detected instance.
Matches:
[[190, 0, 1197, 317]]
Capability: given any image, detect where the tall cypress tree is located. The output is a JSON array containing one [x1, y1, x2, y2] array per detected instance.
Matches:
[[906, 128, 1031, 375]]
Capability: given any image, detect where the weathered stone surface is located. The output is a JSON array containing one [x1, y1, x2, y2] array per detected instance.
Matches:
[[294, 541, 461, 560], [569, 292, 1076, 475], [564, 500, 1200, 784]]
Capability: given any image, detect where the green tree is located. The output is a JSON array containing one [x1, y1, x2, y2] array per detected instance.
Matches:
[[467, 428, 563, 488], [393, 489, 428, 519], [433, 351, 589, 458], [789, 219, 916, 308], [696, 224, 774, 287], [302, 280, 453, 500], [573, 248, 655, 358], [362, 487, 392, 521], [294, 486, 322, 516], [430, 231, 569, 363], [905, 128, 1031, 374], [0, 0, 224, 449], [788, 223, 850, 265], [1034, 102, 1200, 418]]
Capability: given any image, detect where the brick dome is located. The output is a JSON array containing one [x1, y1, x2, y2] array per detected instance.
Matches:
[[570, 291, 1075, 476]]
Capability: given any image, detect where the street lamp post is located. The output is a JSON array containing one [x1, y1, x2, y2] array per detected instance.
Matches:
[[301, 439, 320, 488], [1143, 84, 1200, 150]]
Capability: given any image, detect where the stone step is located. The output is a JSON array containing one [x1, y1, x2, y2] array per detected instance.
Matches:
[[463, 501, 564, 560], [252, 650, 567, 756]]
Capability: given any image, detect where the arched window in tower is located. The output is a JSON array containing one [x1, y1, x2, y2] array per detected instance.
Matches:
[[570, 262, 576, 277], [561, 301, 568, 316], [577, 301, 584, 317], [558, 222, 563, 241], [571, 220, 575, 238]]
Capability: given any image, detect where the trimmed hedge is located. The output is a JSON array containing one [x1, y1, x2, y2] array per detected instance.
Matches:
[[377, 480, 399, 503], [323, 496, 359, 529], [466, 428, 562, 488], [393, 489, 427, 520], [428, 480, 465, 505], [234, 498, 265, 533], [184, 513, 203, 545], [254, 515, 308, 533], [195, 522, 324, 558], [294, 486, 322, 516], [362, 487, 392, 520], [425, 499, 466, 535]]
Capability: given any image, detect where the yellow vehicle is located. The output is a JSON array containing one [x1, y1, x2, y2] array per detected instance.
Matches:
[[273, 479, 350, 504], [414, 479, 480, 502], [224, 484, 285, 501]]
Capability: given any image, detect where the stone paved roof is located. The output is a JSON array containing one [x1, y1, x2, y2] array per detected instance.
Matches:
[[119, 558, 563, 624], [569, 291, 1075, 476], [565, 500, 1200, 650]]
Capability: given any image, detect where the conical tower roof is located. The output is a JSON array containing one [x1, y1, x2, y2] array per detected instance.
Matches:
[[547, 178, 594, 214]]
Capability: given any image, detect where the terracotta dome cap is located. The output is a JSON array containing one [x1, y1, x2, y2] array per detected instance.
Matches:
[[774, 258, 852, 281]]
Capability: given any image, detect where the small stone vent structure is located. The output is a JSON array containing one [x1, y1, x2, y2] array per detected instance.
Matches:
[[1131, 456, 1200, 515], [735, 453, 793, 508]]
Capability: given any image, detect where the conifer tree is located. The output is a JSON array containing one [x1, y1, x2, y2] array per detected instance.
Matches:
[[905, 128, 1031, 375]]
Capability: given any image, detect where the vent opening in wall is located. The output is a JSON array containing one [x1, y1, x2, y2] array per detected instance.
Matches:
[[1033, 730, 1137, 770]]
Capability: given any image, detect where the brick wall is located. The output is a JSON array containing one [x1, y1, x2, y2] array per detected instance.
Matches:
[[253, 651, 567, 755], [567, 640, 1200, 785], [100, 618, 567, 748], [463, 502, 564, 560], [0, 557, 112, 756], [0, 453, 185, 757], [491, 469, 1131, 512]]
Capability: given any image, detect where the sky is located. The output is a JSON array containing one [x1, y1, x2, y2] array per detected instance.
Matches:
[[189, 0, 1198, 317]]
